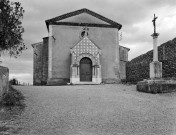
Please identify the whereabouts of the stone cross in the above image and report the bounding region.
[150,14,162,79]
[152,14,158,34]
[151,14,159,61]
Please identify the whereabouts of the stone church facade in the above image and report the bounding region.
[32,8,130,85]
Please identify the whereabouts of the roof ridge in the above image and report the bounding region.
[45,8,122,30]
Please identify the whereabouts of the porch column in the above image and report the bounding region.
[77,66,80,77]
[96,65,102,83]
[70,53,80,84]
[70,64,80,84]
[92,54,102,84]
[97,54,102,83]
[92,65,96,83]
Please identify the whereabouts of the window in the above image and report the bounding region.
[80,27,89,38]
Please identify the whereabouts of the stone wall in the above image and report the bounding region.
[119,46,130,79]
[127,37,176,83]
[33,42,43,85]
[32,37,49,85]
[42,37,49,85]
[0,66,9,99]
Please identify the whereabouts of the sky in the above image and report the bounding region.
[1,0,176,84]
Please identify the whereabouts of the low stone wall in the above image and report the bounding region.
[0,66,9,99]
[126,61,150,83]
[126,37,176,83]
[127,60,176,84]
[162,60,176,78]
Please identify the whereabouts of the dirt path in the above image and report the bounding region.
[0,84,176,135]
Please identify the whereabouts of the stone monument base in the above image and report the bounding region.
[150,61,162,78]
[137,79,176,93]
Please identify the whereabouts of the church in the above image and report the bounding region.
[32,8,130,85]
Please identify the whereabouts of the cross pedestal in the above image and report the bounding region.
[150,33,162,79]
[150,61,162,78]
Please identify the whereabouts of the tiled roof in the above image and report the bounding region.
[119,45,130,51]
[31,42,43,48]
[45,8,122,30]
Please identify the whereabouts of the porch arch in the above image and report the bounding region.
[76,53,97,66]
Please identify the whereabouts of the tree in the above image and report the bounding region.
[0,0,26,57]
[9,78,18,85]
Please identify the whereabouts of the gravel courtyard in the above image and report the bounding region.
[0,84,176,135]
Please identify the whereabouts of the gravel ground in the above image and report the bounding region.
[0,84,176,135]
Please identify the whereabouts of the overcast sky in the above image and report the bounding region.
[2,0,176,84]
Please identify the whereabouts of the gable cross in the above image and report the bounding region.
[83,26,89,35]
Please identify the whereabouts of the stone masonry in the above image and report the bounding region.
[119,46,130,80]
[0,66,9,100]
[32,37,48,85]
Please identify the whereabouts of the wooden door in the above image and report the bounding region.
[80,57,92,82]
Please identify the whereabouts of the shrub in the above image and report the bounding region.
[0,85,25,106]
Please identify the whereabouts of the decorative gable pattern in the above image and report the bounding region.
[71,36,101,57]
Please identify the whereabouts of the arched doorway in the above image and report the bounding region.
[80,57,92,82]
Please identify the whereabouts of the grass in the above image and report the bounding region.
[0,84,25,107]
